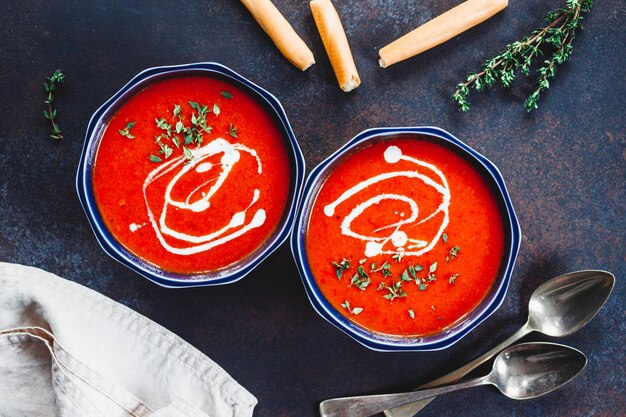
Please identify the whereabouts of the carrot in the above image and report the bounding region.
[379,0,508,68]
[241,0,315,71]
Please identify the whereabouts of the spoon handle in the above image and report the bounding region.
[320,376,489,417]
[384,322,533,417]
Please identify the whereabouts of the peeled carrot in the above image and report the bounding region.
[379,0,508,68]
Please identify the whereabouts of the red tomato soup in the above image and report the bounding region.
[306,138,505,337]
[92,76,291,274]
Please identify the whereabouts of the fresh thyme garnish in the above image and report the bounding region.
[213,103,221,116]
[442,233,448,243]
[418,282,427,291]
[371,261,392,277]
[427,262,438,282]
[391,252,405,262]
[150,101,215,163]
[183,146,194,162]
[119,121,136,139]
[451,0,593,112]
[220,91,233,99]
[350,265,371,290]
[229,123,238,138]
[155,118,172,136]
[341,300,363,315]
[43,69,65,140]
[446,246,461,262]
[156,139,173,159]
[449,273,460,284]
[377,280,407,302]
[408,264,423,279]
[332,258,351,279]
[408,309,415,319]
[400,269,412,282]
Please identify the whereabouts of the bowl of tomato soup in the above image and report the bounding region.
[77,63,304,287]
[291,127,520,351]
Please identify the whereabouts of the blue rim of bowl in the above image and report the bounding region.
[291,127,521,351]
[76,62,305,288]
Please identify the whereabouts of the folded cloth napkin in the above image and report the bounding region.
[0,262,257,417]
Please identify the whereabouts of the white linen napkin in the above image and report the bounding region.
[0,262,257,417]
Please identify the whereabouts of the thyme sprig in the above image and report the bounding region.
[341,300,363,315]
[350,265,371,290]
[452,0,593,112]
[43,70,65,140]
[332,258,351,279]
[377,280,407,302]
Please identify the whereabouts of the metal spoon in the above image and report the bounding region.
[320,342,587,417]
[385,269,614,417]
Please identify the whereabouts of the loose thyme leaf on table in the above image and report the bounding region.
[451,0,593,112]
[43,69,65,140]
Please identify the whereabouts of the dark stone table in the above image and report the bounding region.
[1,1,624,416]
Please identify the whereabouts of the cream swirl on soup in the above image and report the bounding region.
[143,138,266,256]
[323,145,450,258]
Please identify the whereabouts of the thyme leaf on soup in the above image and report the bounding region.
[400,269,412,282]
[155,118,172,137]
[351,266,370,290]
[446,246,461,262]
[408,309,415,319]
[442,232,448,243]
[371,261,392,277]
[149,155,162,163]
[173,104,181,117]
[377,280,407,302]
[156,140,173,159]
[351,273,370,290]
[332,258,351,279]
[449,273,460,284]
[212,103,220,116]
[391,252,404,262]
[183,146,193,162]
[407,264,423,279]
[118,121,136,139]
[229,123,238,138]
[341,300,363,315]
[221,90,233,99]
[427,262,438,282]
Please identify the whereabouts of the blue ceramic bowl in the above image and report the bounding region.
[291,127,521,351]
[77,63,305,288]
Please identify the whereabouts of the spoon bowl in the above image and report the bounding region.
[528,270,616,337]
[490,342,587,400]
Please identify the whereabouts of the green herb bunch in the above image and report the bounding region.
[43,69,65,139]
[451,0,593,112]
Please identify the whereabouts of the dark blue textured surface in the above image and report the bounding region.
[0,1,624,416]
